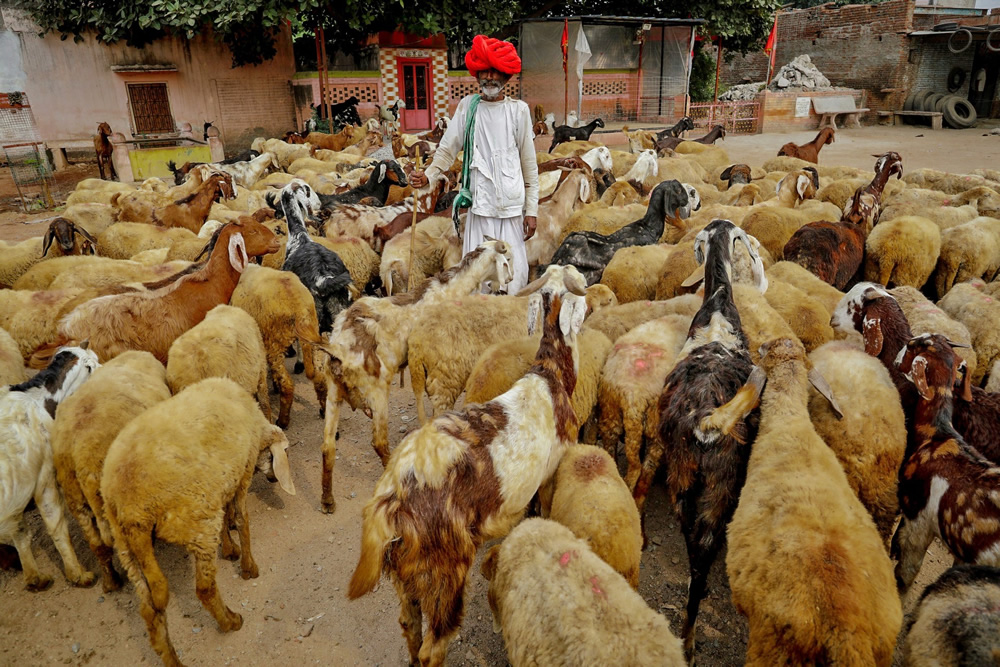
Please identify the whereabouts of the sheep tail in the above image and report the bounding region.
[112,520,169,612]
[27,336,72,370]
[347,498,394,599]
[294,317,323,347]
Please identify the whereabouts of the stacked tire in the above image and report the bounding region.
[903,89,977,128]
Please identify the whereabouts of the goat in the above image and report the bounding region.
[316,238,513,511]
[275,181,354,336]
[893,334,1000,590]
[416,116,448,143]
[777,127,836,164]
[1,344,100,591]
[832,283,1000,465]
[318,159,407,211]
[347,265,587,667]
[41,217,279,365]
[656,124,725,154]
[549,118,605,152]
[632,219,766,662]
[655,115,695,140]
[167,150,260,185]
[300,125,356,152]
[329,96,363,131]
[545,179,691,285]
[783,152,903,289]
[93,122,116,181]
[43,218,98,258]
[526,169,592,266]
[197,151,278,188]
[149,172,235,233]
[376,99,405,135]
[720,163,753,188]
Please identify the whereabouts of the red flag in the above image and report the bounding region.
[561,19,569,74]
[764,15,778,55]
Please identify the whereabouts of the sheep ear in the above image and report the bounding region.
[957,359,974,402]
[681,263,705,288]
[41,227,56,257]
[228,231,248,273]
[720,165,734,181]
[377,163,387,183]
[559,294,586,337]
[808,368,844,419]
[268,431,296,496]
[735,230,767,294]
[796,174,810,199]
[498,256,513,287]
[910,355,933,401]
[527,293,543,335]
[862,314,883,356]
[579,175,590,203]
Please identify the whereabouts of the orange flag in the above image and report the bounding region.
[561,19,569,74]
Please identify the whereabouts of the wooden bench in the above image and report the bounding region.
[812,96,870,130]
[44,139,94,171]
[875,110,943,131]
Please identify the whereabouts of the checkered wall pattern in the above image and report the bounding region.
[377,47,450,120]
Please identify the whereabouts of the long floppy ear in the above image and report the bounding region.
[41,226,56,257]
[267,428,296,495]
[376,163,387,183]
[910,354,933,401]
[734,230,767,293]
[559,293,587,337]
[527,292,543,335]
[808,368,844,419]
[862,314,883,356]
[957,359,974,402]
[681,263,706,289]
[578,174,590,203]
[796,174,811,200]
[74,225,99,249]
[228,231,248,273]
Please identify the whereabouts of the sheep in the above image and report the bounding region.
[726,336,902,666]
[654,233,774,301]
[783,152,903,289]
[558,202,648,243]
[549,118,605,151]
[598,180,641,207]
[50,351,170,592]
[832,283,1000,464]
[776,127,835,163]
[48,258,192,292]
[886,184,1000,218]
[316,159,407,212]
[0,221,94,286]
[582,293,700,342]
[1,345,101,591]
[621,148,658,189]
[597,312,690,490]
[881,201,979,231]
[51,217,279,364]
[463,327,612,439]
[250,137,314,170]
[116,173,234,234]
[633,220,767,661]
[102,377,294,666]
[0,288,99,362]
[525,169,592,266]
[806,340,905,542]
[762,278,834,351]
[545,180,691,285]
[599,243,673,303]
[347,266,588,667]
[902,565,1000,666]
[479,518,686,666]
[766,260,846,315]
[0,326,27,385]
[892,334,1000,591]
[655,124,726,154]
[165,304,271,422]
[903,167,1000,194]
[61,203,117,237]
[97,222,198,260]
[379,216,461,296]
[864,215,941,289]
[938,282,1000,386]
[889,285,977,378]
[317,240,514,511]
[621,125,657,152]
[740,175,843,261]
[933,216,1000,297]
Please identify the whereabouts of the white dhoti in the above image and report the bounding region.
[463,212,529,294]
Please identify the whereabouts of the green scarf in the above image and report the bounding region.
[452,94,481,232]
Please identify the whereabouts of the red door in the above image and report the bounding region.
[398,59,432,132]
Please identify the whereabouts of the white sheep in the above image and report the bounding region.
[102,377,295,666]
[50,350,170,592]
[933,216,1000,297]
[480,518,685,666]
[1,345,100,591]
[165,305,272,421]
[863,214,941,288]
[0,326,28,385]
[599,243,674,303]
[96,221,198,260]
[938,282,1000,386]
[380,216,461,296]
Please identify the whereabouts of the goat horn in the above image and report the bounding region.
[562,271,587,296]
[517,272,552,296]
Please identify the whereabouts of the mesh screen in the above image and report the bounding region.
[639,26,693,120]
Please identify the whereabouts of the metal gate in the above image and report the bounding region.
[1,93,55,212]
[127,83,175,134]
[688,100,761,135]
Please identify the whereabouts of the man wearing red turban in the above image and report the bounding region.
[411,35,538,293]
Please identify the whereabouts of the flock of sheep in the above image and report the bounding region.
[3,111,1000,667]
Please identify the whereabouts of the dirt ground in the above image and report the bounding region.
[0,124,984,666]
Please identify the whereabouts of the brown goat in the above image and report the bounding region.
[150,172,234,233]
[38,217,279,365]
[893,334,1000,590]
[303,126,356,151]
[783,152,902,289]
[93,122,116,181]
[42,218,98,258]
[656,124,725,154]
[777,127,835,163]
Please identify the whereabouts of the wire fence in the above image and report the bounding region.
[688,101,761,135]
[1,92,55,212]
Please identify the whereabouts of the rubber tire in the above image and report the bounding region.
[904,90,932,124]
[947,68,966,93]
[943,96,977,128]
[913,90,936,112]
[903,91,918,112]
[924,93,946,112]
[934,95,951,113]
[949,28,974,54]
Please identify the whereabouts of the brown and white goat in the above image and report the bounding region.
[893,334,1000,590]
[777,127,835,163]
[93,122,116,181]
[41,217,278,365]
[151,172,234,233]
[317,239,513,511]
[632,218,767,662]
[832,283,1000,464]
[42,218,98,258]
[347,265,587,667]
[328,177,447,251]
[783,152,902,289]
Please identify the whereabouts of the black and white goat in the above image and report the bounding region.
[548,117,605,152]
[330,96,362,132]
[633,219,767,662]
[655,115,695,140]
[376,98,405,135]
[318,159,407,212]
[277,181,354,335]
[1,344,100,591]
[545,179,692,285]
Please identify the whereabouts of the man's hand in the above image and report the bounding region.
[523,215,537,241]
[410,170,428,188]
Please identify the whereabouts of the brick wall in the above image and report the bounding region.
[760,89,866,133]
[215,77,295,151]
[913,40,974,96]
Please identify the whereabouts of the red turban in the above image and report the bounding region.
[465,35,521,77]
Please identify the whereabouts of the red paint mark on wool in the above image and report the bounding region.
[635,360,647,370]
[560,551,573,567]
[590,576,606,598]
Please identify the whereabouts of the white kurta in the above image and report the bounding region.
[426,94,538,293]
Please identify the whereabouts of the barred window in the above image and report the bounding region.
[127,83,175,134]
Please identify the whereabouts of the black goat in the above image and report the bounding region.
[655,115,695,140]
[634,219,766,662]
[545,179,690,285]
[277,182,354,336]
[316,159,407,214]
[548,118,605,152]
[330,96,362,132]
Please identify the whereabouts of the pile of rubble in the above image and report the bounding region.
[718,55,834,101]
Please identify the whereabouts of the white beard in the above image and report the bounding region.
[479,81,503,99]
